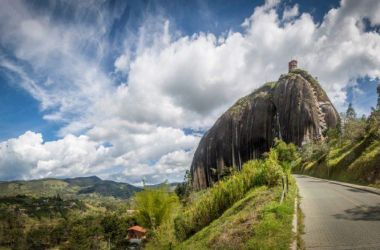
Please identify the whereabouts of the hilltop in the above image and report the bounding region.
[0,176,141,199]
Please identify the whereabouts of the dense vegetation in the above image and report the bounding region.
[0,141,300,249]
[134,184,180,230]
[135,140,299,249]
[295,91,380,188]
[0,177,143,249]
[0,176,141,199]
[0,194,136,249]
[178,182,297,249]
[174,150,284,241]
[0,195,85,219]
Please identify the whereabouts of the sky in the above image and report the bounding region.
[0,0,380,185]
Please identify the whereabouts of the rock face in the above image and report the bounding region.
[191,69,340,189]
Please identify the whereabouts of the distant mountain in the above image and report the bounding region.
[64,175,103,187]
[77,179,140,199]
[0,176,141,199]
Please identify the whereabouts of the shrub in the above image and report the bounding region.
[343,119,366,142]
[262,150,283,186]
[175,170,193,204]
[101,213,135,249]
[367,109,380,139]
[174,161,266,241]
[174,141,297,241]
[26,225,53,250]
[300,141,329,163]
[272,139,299,172]
[326,127,341,143]
[133,184,179,230]
[63,214,104,250]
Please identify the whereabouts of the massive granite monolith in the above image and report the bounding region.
[191,68,339,189]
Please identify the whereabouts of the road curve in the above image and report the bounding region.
[295,175,380,250]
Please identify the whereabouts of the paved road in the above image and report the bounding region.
[295,175,380,250]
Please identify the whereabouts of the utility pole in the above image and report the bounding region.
[377,83,380,110]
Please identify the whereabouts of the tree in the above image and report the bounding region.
[50,220,68,246]
[343,119,366,142]
[367,108,380,138]
[366,84,380,138]
[342,103,365,142]
[101,213,135,249]
[175,170,192,202]
[63,215,104,250]
[346,103,357,120]
[133,184,179,230]
[1,208,26,249]
[300,141,329,163]
[26,225,52,250]
[273,139,298,168]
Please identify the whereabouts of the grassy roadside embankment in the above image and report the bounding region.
[143,140,299,249]
[177,177,297,250]
[294,136,380,189]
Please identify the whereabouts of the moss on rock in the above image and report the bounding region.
[191,70,339,189]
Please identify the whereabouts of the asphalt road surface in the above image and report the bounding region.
[295,175,380,250]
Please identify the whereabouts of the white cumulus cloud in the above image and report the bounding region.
[0,0,380,183]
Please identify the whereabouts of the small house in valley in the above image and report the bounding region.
[128,225,147,241]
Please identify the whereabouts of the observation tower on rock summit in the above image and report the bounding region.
[288,59,297,72]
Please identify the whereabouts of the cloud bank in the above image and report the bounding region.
[0,0,380,184]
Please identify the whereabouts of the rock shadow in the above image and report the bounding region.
[334,203,380,221]
[344,188,368,193]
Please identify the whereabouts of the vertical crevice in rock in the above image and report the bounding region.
[191,69,339,189]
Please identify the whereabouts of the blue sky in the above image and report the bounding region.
[0,0,379,184]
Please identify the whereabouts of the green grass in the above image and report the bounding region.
[297,136,380,187]
[246,179,296,250]
[177,179,296,250]
[177,186,271,250]
[228,80,280,116]
[264,81,278,89]
[174,153,283,241]
[326,141,353,167]
[146,141,298,249]
[228,94,252,115]
[346,140,380,184]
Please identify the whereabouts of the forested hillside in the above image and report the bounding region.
[0,176,141,199]
[295,91,380,188]
[0,194,137,249]
[0,177,143,248]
